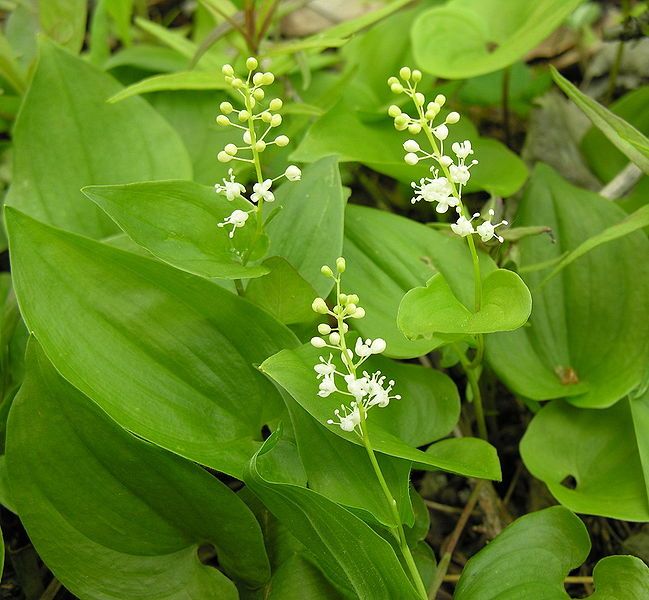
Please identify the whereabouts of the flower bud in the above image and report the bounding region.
[329,332,341,345]
[246,56,258,70]
[261,72,275,85]
[399,66,411,80]
[390,82,404,94]
[388,104,401,118]
[219,101,233,114]
[269,98,283,111]
[285,165,301,181]
[238,110,250,121]
[347,294,359,304]
[243,130,252,144]
[224,143,238,156]
[446,111,460,124]
[387,76,399,86]
[439,155,453,167]
[318,323,332,335]
[370,338,386,354]
[341,322,349,333]
[394,114,408,127]
[404,153,419,165]
[270,114,282,127]
[312,298,329,314]
[231,78,243,89]
[338,293,348,304]
[434,94,446,106]
[275,135,289,147]
[320,265,334,278]
[217,151,232,163]
[350,307,365,319]
[261,111,272,123]
[336,257,346,273]
[408,123,422,135]
[253,73,264,86]
[253,88,265,100]
[412,69,422,82]
[216,115,230,126]
[403,139,420,153]
[254,140,266,152]
[346,303,357,314]
[414,92,425,106]
[310,337,326,348]
[222,64,234,77]
[433,124,449,141]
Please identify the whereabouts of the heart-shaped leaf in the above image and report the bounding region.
[486,165,649,407]
[260,344,500,480]
[84,180,269,280]
[245,431,422,599]
[5,39,192,239]
[412,0,583,79]
[398,269,531,340]
[6,208,298,477]
[7,340,270,599]
[587,556,649,599]
[520,393,649,521]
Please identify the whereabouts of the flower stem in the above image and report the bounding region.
[457,346,488,440]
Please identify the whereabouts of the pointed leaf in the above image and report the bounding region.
[7,340,270,599]
[5,40,192,239]
[6,208,298,477]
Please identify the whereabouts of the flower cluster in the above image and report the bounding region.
[387,67,508,243]
[310,258,401,435]
[214,57,302,238]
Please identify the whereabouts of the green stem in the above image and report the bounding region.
[458,347,488,440]
[501,65,511,148]
[334,278,427,600]
[234,278,245,296]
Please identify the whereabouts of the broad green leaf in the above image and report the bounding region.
[266,157,346,298]
[6,208,299,477]
[261,344,500,480]
[588,556,649,599]
[552,67,649,175]
[292,99,527,197]
[412,0,583,79]
[284,394,414,529]
[5,40,192,239]
[245,431,422,600]
[84,180,268,280]
[398,269,531,340]
[0,33,26,93]
[486,165,649,408]
[245,257,318,324]
[7,340,269,599]
[520,395,649,521]
[343,204,496,359]
[39,0,87,53]
[267,555,344,600]
[105,44,189,72]
[455,506,590,599]
[109,70,227,103]
[541,204,649,283]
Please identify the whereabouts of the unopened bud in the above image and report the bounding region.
[312,298,329,314]
[336,257,346,273]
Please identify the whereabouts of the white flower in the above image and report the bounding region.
[345,374,369,400]
[354,337,387,359]
[476,209,509,243]
[285,165,301,181]
[314,354,336,378]
[214,169,246,201]
[217,209,249,238]
[451,212,480,237]
[318,374,337,398]
[452,140,473,160]
[365,371,401,408]
[449,164,471,186]
[251,179,274,203]
[432,124,448,141]
[410,177,456,209]
[327,403,361,432]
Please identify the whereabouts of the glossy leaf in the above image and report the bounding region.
[7,341,270,599]
[109,70,228,102]
[260,344,500,480]
[266,157,346,297]
[398,269,531,340]
[343,204,496,358]
[412,0,583,79]
[84,180,268,280]
[552,67,649,175]
[5,40,192,239]
[6,208,298,477]
[455,506,590,599]
[588,556,649,599]
[267,555,345,600]
[245,257,318,324]
[245,431,422,600]
[486,165,649,407]
[520,395,649,521]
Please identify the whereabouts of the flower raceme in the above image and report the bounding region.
[214,57,302,238]
[310,258,401,435]
[387,67,508,243]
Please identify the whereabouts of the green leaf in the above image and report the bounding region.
[6,208,298,477]
[5,40,192,239]
[292,99,527,197]
[520,394,649,521]
[7,340,270,599]
[486,165,649,408]
[541,204,649,283]
[0,33,26,93]
[84,180,268,280]
[412,0,583,79]
[266,157,346,298]
[588,556,649,599]
[39,0,87,53]
[266,555,345,600]
[552,67,649,175]
[398,269,531,340]
[343,204,497,359]
[244,431,422,600]
[246,257,318,324]
[108,70,228,103]
[454,506,590,599]
[260,344,500,480]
